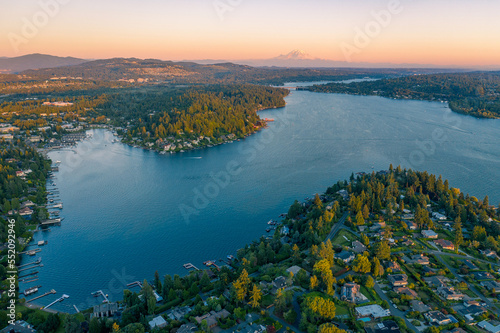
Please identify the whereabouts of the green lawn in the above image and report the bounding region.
[332,229,359,247]
[261,294,275,307]
[335,304,350,316]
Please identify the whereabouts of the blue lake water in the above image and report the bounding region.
[24,90,500,312]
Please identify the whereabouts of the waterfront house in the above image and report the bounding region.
[92,303,119,318]
[388,274,408,287]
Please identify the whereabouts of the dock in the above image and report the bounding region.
[44,294,69,309]
[90,290,109,303]
[26,289,56,303]
[19,264,42,272]
[18,258,41,268]
[126,281,143,288]
[19,248,41,255]
[73,305,80,313]
[19,271,39,278]
[203,260,220,271]
[45,203,63,209]
[41,218,62,226]
[183,263,200,271]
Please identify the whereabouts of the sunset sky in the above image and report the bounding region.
[1,0,499,67]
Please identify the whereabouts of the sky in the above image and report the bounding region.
[1,0,500,67]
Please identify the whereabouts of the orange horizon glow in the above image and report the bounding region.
[1,0,500,68]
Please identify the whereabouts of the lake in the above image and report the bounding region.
[24,89,500,312]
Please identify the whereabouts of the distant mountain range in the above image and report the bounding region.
[0,53,87,73]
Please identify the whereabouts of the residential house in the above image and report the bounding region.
[410,300,431,313]
[352,240,367,253]
[387,274,408,287]
[18,207,33,219]
[271,276,287,294]
[424,276,448,288]
[92,303,118,318]
[0,321,36,333]
[177,323,198,333]
[437,286,465,301]
[481,249,500,260]
[421,230,438,239]
[473,271,494,280]
[479,320,500,333]
[407,221,418,230]
[481,280,500,291]
[239,323,267,333]
[286,265,307,276]
[167,306,192,321]
[432,212,448,220]
[341,283,367,304]
[194,309,231,329]
[425,310,452,326]
[408,254,430,265]
[336,251,355,263]
[434,239,455,251]
[386,261,401,272]
[337,189,349,200]
[355,304,391,319]
[393,287,418,298]
[149,316,167,329]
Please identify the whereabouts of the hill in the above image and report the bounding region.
[0,53,87,73]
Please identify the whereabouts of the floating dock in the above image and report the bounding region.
[183,263,200,271]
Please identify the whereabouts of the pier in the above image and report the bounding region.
[91,290,109,303]
[19,248,41,255]
[183,263,200,271]
[19,264,43,272]
[44,294,69,309]
[19,271,39,278]
[203,260,220,271]
[26,289,56,303]
[41,218,62,226]
[17,258,41,268]
[73,305,80,313]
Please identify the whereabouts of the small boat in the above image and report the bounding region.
[227,255,235,261]
[266,228,271,232]
[24,286,40,296]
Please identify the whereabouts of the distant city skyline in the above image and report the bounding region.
[1,0,500,67]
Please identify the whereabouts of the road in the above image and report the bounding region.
[326,211,349,241]
[373,282,419,332]
[434,254,500,317]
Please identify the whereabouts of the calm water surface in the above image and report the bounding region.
[25,90,500,312]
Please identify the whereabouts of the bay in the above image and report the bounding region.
[25,90,500,312]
